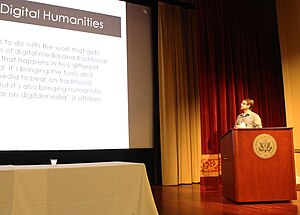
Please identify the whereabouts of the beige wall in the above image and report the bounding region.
[276,0,300,176]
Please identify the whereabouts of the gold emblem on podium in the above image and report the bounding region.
[253,133,277,159]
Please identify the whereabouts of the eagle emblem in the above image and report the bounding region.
[253,134,277,159]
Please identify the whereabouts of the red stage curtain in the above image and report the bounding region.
[195,0,286,189]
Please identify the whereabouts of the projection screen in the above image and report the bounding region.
[0,0,153,150]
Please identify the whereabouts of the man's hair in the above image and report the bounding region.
[244,98,254,110]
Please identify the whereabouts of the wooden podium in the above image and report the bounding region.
[220,127,297,202]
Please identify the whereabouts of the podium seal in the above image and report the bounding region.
[253,133,277,159]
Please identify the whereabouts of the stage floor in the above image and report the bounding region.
[152,183,300,215]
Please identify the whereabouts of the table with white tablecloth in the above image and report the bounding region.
[0,162,158,215]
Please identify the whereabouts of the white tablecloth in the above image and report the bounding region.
[0,162,158,215]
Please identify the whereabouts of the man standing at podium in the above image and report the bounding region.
[234,98,262,128]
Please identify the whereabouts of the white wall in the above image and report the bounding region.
[276,0,300,176]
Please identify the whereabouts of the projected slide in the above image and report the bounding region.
[0,0,129,150]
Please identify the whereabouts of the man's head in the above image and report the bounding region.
[241,98,254,110]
